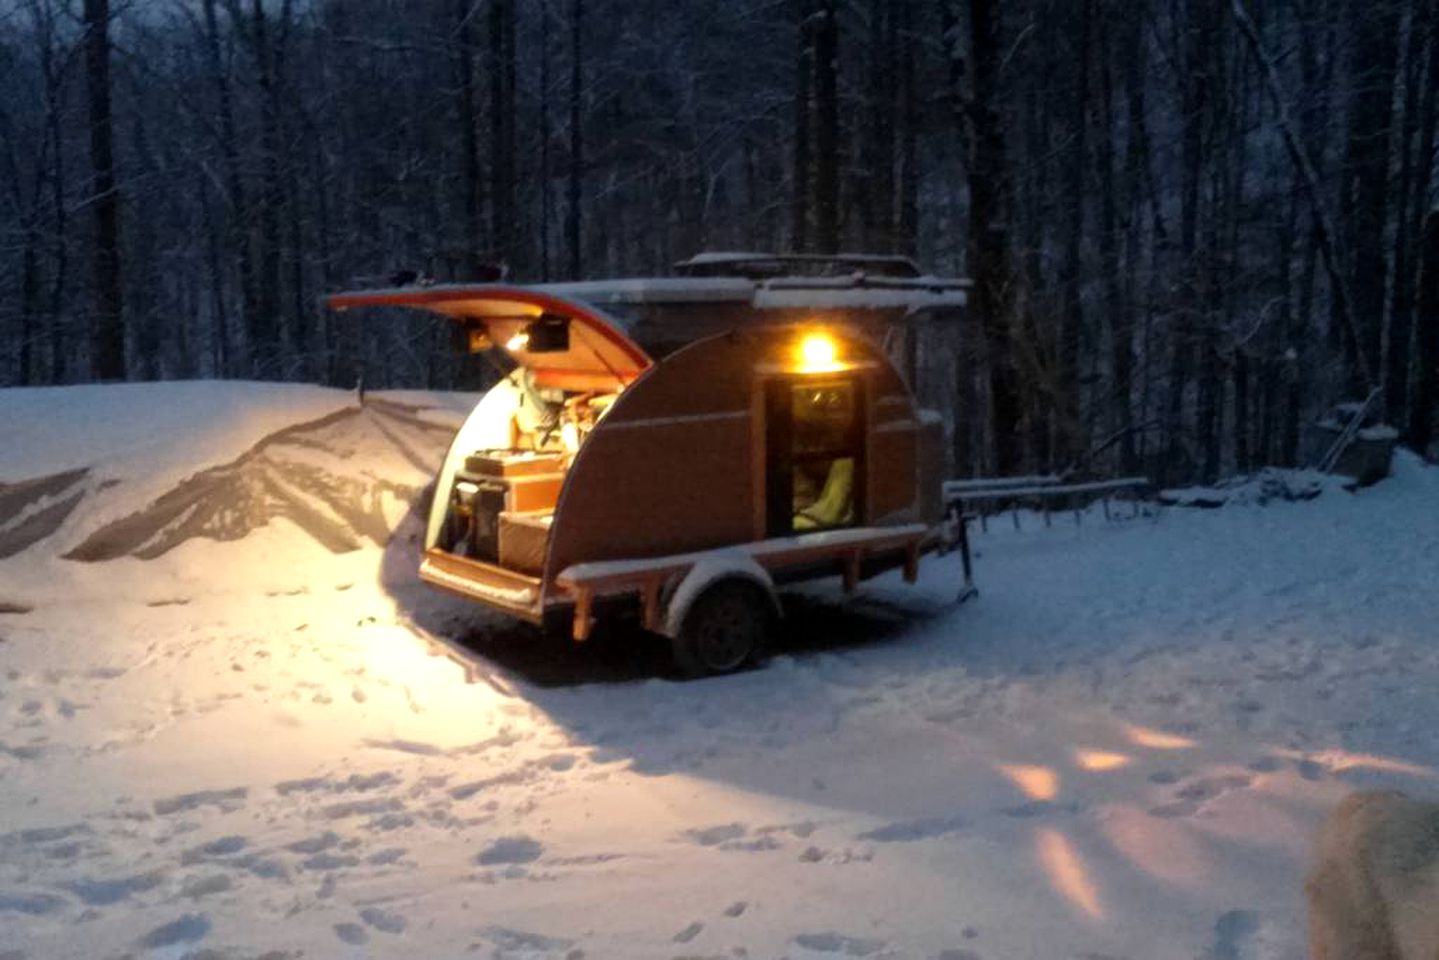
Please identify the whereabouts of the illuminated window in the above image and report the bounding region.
[764,376,865,535]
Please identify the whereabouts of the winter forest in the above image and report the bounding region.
[2,0,1437,485]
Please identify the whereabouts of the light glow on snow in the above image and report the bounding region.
[1074,749,1132,772]
[1099,805,1209,887]
[998,763,1059,801]
[1121,724,1196,750]
[1281,748,1434,778]
[1036,827,1104,920]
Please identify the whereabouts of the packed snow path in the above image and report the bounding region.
[1,384,1437,959]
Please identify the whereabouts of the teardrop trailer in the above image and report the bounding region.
[327,268,971,675]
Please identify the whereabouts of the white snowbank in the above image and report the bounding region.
[0,381,352,483]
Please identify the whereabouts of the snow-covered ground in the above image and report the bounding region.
[2,382,1437,960]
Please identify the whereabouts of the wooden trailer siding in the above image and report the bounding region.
[869,420,920,523]
[541,326,927,589]
[545,412,756,575]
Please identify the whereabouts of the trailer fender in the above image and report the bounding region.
[662,552,781,639]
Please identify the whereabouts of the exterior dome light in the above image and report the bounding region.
[798,333,840,372]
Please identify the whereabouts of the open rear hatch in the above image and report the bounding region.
[326,284,651,391]
[326,285,653,618]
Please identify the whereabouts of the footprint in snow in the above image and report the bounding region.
[1002,800,1082,819]
[334,922,369,945]
[476,836,544,865]
[180,874,232,899]
[1150,773,1252,818]
[65,870,164,906]
[360,906,407,934]
[798,846,872,864]
[0,892,67,916]
[152,786,247,816]
[136,913,211,949]
[287,831,339,855]
[479,925,574,956]
[684,823,748,847]
[857,814,965,843]
[1210,909,1262,960]
[792,932,886,956]
[673,921,703,943]
[1175,774,1252,802]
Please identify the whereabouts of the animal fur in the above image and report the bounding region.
[1306,791,1439,960]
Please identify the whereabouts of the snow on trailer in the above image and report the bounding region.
[326,282,958,675]
[533,252,969,393]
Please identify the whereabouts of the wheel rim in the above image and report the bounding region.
[693,591,758,671]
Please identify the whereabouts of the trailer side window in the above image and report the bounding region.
[765,377,865,536]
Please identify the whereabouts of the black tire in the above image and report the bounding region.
[671,579,773,677]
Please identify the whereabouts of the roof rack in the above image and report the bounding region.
[673,251,925,279]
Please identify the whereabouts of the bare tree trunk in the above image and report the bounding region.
[36,0,70,384]
[84,0,125,381]
[199,172,229,376]
[566,0,583,278]
[858,0,895,251]
[1056,0,1092,465]
[454,0,482,263]
[1123,6,1158,471]
[1340,0,1399,396]
[202,0,250,379]
[1165,0,1216,484]
[1387,1,1437,425]
[1408,210,1439,452]
[790,0,813,252]
[812,0,839,254]
[20,238,39,386]
[1100,5,1136,474]
[249,0,283,376]
[538,0,552,280]
[966,0,1023,474]
[896,0,919,257]
[489,0,517,270]
[1231,0,1376,391]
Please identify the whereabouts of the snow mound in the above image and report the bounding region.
[1158,466,1349,508]
[0,385,465,563]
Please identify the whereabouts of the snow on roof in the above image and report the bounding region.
[673,251,928,277]
[535,277,756,306]
[754,278,967,310]
[536,273,967,312]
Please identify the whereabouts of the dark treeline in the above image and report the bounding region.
[1,0,1436,482]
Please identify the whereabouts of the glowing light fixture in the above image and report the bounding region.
[506,331,530,352]
[797,332,840,372]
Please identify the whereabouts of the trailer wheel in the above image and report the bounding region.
[671,579,771,677]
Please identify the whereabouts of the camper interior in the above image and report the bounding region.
[431,315,631,577]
